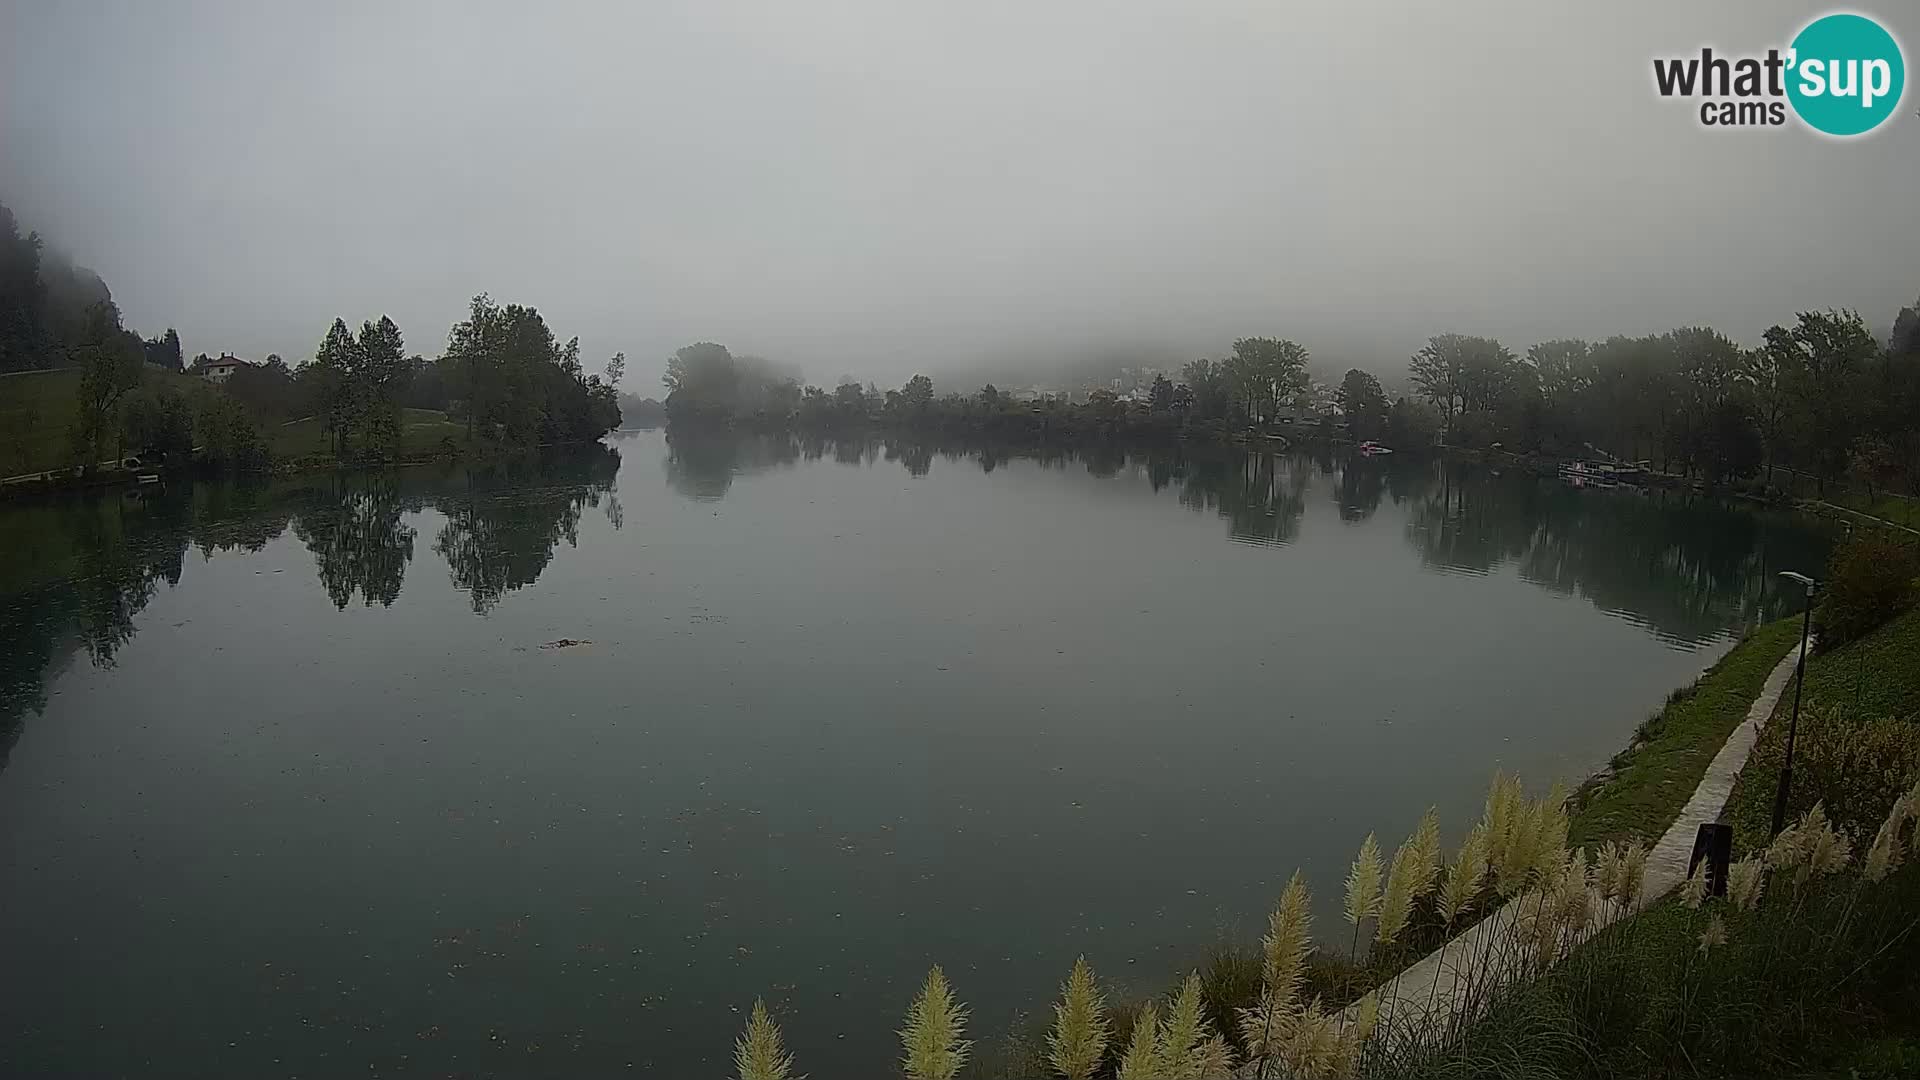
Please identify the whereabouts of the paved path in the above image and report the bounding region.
[1348,638,1808,1042]
[1808,500,1920,537]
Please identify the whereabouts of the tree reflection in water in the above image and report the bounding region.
[0,446,623,774]
[0,435,1829,781]
[663,427,801,500]
[433,446,621,614]
[0,483,285,775]
[294,475,419,608]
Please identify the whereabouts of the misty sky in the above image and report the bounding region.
[3,1,1915,388]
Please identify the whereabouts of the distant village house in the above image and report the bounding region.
[196,353,251,385]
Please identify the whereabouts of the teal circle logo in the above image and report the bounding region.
[1787,13,1906,136]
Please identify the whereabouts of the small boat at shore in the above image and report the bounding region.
[1358,441,1394,456]
[1559,459,1648,488]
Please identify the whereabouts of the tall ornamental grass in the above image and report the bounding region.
[727,772,1920,1079]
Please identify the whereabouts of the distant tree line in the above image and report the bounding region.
[2,197,625,478]
[616,392,667,427]
[657,337,1443,457]
[1396,310,1920,493]
[659,299,1920,495]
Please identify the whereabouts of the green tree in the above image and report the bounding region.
[1458,341,1529,417]
[197,393,267,470]
[492,303,556,441]
[142,328,183,371]
[1408,334,1471,430]
[1527,339,1592,407]
[1335,368,1388,440]
[437,298,617,445]
[662,342,739,417]
[1745,327,1803,488]
[0,202,47,372]
[1087,388,1123,424]
[445,293,506,439]
[1180,358,1231,421]
[1410,334,1520,438]
[833,380,869,419]
[1148,373,1175,412]
[67,302,144,466]
[119,386,193,463]
[1671,326,1747,479]
[1223,337,1309,424]
[1888,293,1920,360]
[900,374,934,414]
[1786,308,1877,488]
[1386,396,1441,449]
[307,318,358,456]
[354,315,408,454]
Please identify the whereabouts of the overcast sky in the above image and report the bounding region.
[3,1,1915,388]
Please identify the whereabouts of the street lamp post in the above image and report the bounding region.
[1771,570,1819,837]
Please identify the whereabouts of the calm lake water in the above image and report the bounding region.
[0,430,1832,1077]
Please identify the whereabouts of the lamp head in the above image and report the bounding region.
[1778,570,1818,594]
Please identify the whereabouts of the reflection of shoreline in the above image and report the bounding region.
[0,434,1826,781]
[0,445,621,777]
[660,429,1830,643]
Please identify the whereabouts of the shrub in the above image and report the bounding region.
[120,387,194,463]
[197,394,270,471]
[1733,702,1920,844]
[1813,531,1920,651]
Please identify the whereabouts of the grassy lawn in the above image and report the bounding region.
[0,369,82,477]
[1825,490,1920,530]
[265,407,467,461]
[1,367,209,477]
[1725,602,1920,851]
[1566,617,1802,848]
[4,369,466,476]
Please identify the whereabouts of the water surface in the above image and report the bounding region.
[0,431,1831,1076]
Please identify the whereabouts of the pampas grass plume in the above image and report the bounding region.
[734,999,797,1080]
[1117,1003,1161,1080]
[1047,956,1108,1080]
[1157,973,1211,1079]
[1345,834,1383,928]
[1438,823,1489,925]
[902,965,969,1080]
[1375,841,1417,947]
[1409,806,1443,899]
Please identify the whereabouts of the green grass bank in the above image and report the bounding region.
[1566,617,1804,848]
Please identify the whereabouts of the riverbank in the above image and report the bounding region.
[677,415,1920,536]
[1797,497,1920,537]
[0,420,621,502]
[1566,617,1803,847]
[969,601,1917,1078]
[965,617,1820,1076]
[1409,598,1920,1080]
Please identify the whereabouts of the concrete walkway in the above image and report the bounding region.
[1807,499,1920,537]
[1349,637,1809,1042]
